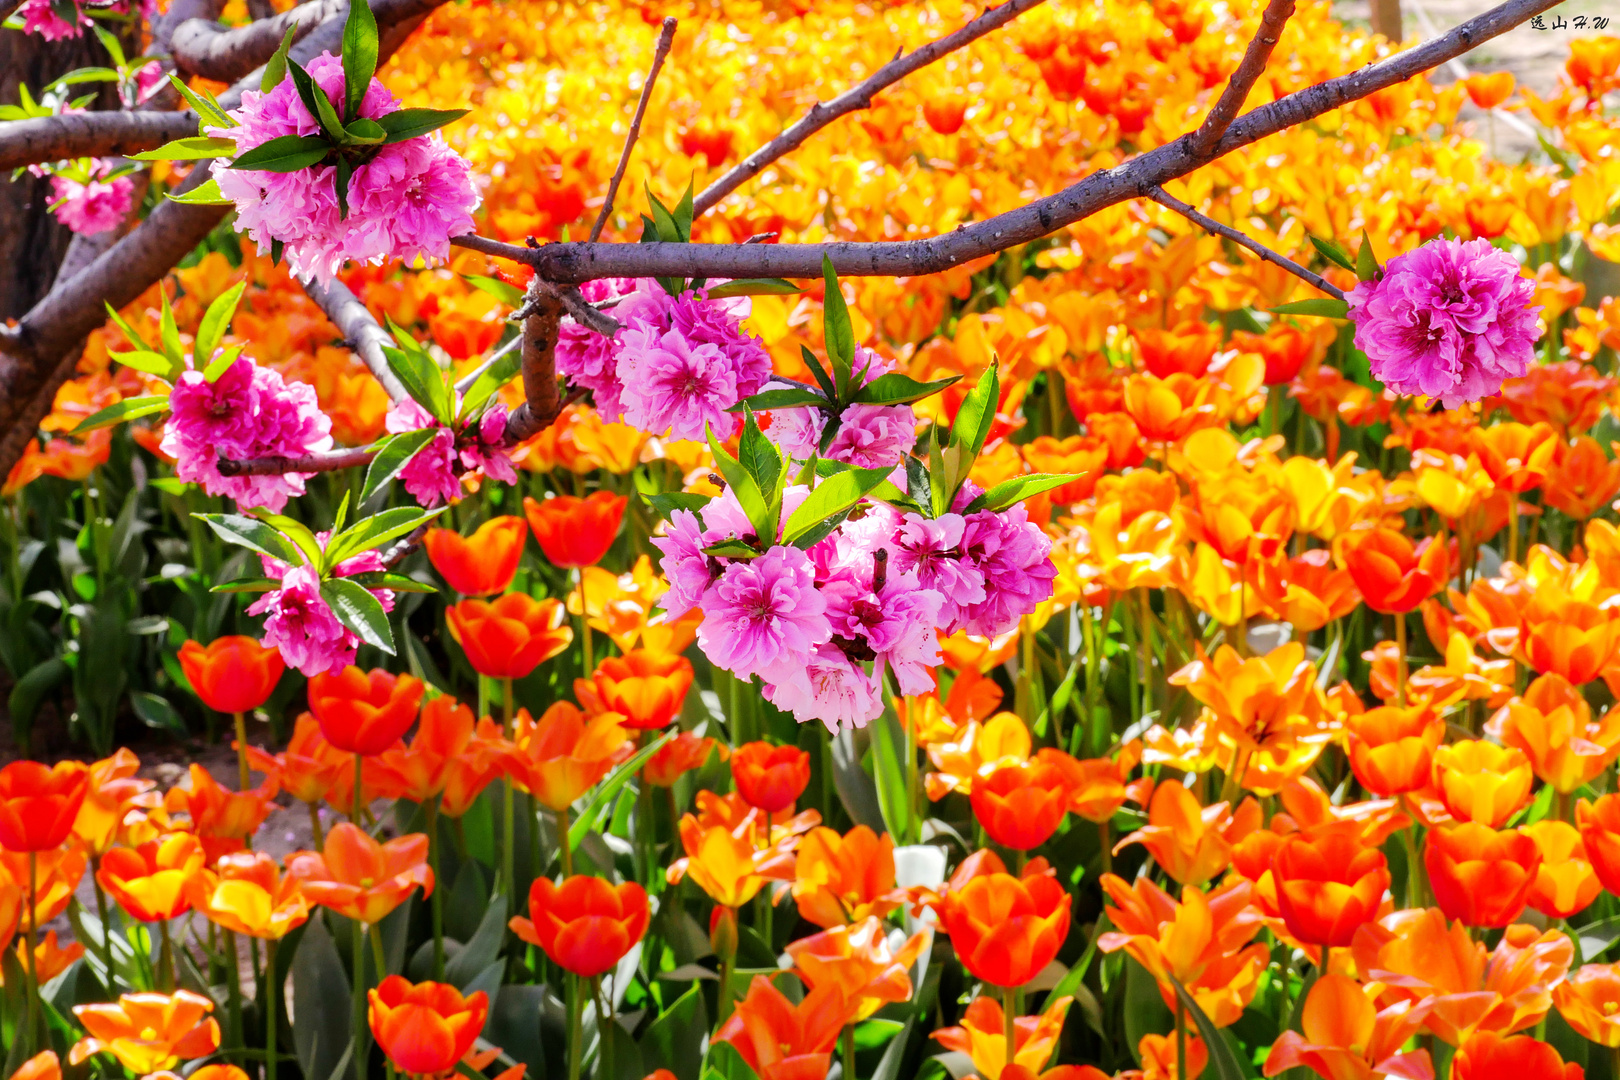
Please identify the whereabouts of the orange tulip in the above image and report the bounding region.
[367,976,489,1078]
[1126,1034,1208,1080]
[70,990,221,1074]
[1262,974,1434,1080]
[287,823,433,925]
[308,668,424,756]
[4,1052,60,1080]
[970,759,1072,850]
[792,825,907,929]
[588,650,694,730]
[245,713,351,807]
[932,994,1075,1080]
[73,749,155,856]
[1114,780,1261,886]
[1576,793,1620,895]
[1344,705,1444,795]
[785,916,927,1021]
[510,874,648,976]
[1490,674,1620,793]
[1462,71,1516,109]
[1470,422,1558,493]
[1544,437,1620,520]
[1342,528,1449,614]
[713,976,849,1080]
[731,742,811,813]
[1452,1032,1583,1080]
[369,695,505,816]
[1554,962,1620,1047]
[1256,549,1362,632]
[0,760,89,851]
[523,491,627,568]
[1432,740,1533,827]
[666,812,796,908]
[1522,602,1620,685]
[96,833,206,923]
[1426,823,1541,927]
[937,855,1070,988]
[1272,831,1390,949]
[178,637,284,715]
[0,842,87,938]
[925,711,1032,800]
[1099,874,1267,1027]
[423,516,528,596]
[1350,909,1572,1045]
[187,851,311,939]
[502,702,629,811]
[163,765,275,862]
[1521,820,1601,920]
[10,930,84,986]
[1037,741,1143,823]
[447,594,574,679]
[642,731,725,787]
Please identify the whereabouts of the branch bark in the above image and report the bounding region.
[1188,0,1296,156]
[1146,184,1345,301]
[301,276,409,402]
[171,0,345,81]
[503,290,565,443]
[691,0,1048,217]
[456,0,1558,282]
[216,444,379,476]
[591,16,677,242]
[0,111,198,172]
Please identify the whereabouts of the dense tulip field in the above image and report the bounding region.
[5,0,1620,1079]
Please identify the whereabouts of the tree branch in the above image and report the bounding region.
[1189,0,1296,156]
[691,0,1048,217]
[0,112,198,172]
[455,0,1558,281]
[591,16,677,242]
[1145,184,1345,301]
[301,276,409,402]
[503,290,565,443]
[171,0,345,81]
[216,445,380,476]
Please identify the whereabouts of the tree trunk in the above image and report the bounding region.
[1370,0,1403,41]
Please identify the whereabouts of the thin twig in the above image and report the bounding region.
[1145,184,1345,301]
[591,17,678,242]
[216,445,380,477]
[301,276,409,402]
[692,0,1048,217]
[1189,0,1296,155]
[557,285,621,336]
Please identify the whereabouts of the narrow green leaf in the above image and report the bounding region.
[848,372,961,408]
[642,491,712,518]
[799,345,838,403]
[1270,298,1350,319]
[344,118,386,145]
[704,277,798,299]
[158,292,184,368]
[202,344,244,383]
[288,59,345,141]
[320,577,396,654]
[342,571,437,594]
[327,505,445,565]
[459,347,522,419]
[1168,977,1248,1080]
[228,134,331,172]
[104,301,152,352]
[168,73,233,129]
[193,513,305,566]
[109,349,180,379]
[870,709,916,844]
[194,279,247,363]
[166,178,233,205]
[340,0,379,122]
[262,21,299,92]
[780,464,894,546]
[673,178,695,242]
[706,423,771,541]
[1307,235,1355,273]
[377,107,470,144]
[701,539,761,560]
[728,386,827,413]
[821,255,854,392]
[965,473,1080,513]
[568,733,674,850]
[333,154,352,219]
[209,577,283,594]
[647,184,680,244]
[948,360,999,457]
[73,395,169,435]
[462,273,524,308]
[737,407,782,508]
[360,428,438,504]
[1355,229,1379,282]
[254,511,325,569]
[130,136,238,161]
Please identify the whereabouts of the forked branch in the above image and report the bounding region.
[1189,0,1297,155]
[1145,184,1346,301]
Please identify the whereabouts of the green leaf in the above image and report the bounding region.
[638,984,707,1080]
[229,134,331,172]
[870,709,916,844]
[642,491,712,518]
[168,73,233,129]
[736,407,782,505]
[8,658,68,753]
[74,395,169,434]
[91,22,125,66]
[377,107,470,143]
[1169,976,1248,1080]
[701,539,761,560]
[333,154,352,219]
[209,577,283,594]
[1270,298,1350,318]
[443,892,508,988]
[193,513,305,566]
[780,463,894,546]
[130,691,187,739]
[382,318,453,422]
[319,577,395,654]
[327,505,445,565]
[948,360,999,457]
[462,272,524,308]
[728,386,828,413]
[568,732,673,851]
[647,185,681,243]
[359,428,438,503]
[165,178,234,205]
[44,67,120,92]
[104,301,151,352]
[291,918,351,1080]
[158,292,183,368]
[706,423,771,542]
[253,511,325,569]
[1308,236,1355,273]
[674,179,695,243]
[108,349,180,379]
[288,59,345,141]
[130,136,238,161]
[1355,228,1379,282]
[343,571,437,593]
[340,0,379,122]
[965,473,1078,512]
[821,255,854,392]
[262,21,299,92]
[1539,132,1577,178]
[194,279,247,363]
[459,346,522,419]
[849,372,961,408]
[704,277,798,299]
[202,344,244,383]
[344,118,386,145]
[927,425,948,517]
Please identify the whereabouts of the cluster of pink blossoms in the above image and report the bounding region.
[162,357,333,512]
[49,160,135,236]
[1347,236,1543,408]
[555,278,772,440]
[209,53,480,282]
[384,398,517,508]
[15,0,135,40]
[247,543,395,676]
[760,347,918,471]
[654,482,1055,731]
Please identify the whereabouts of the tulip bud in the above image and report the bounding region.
[710,904,739,960]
